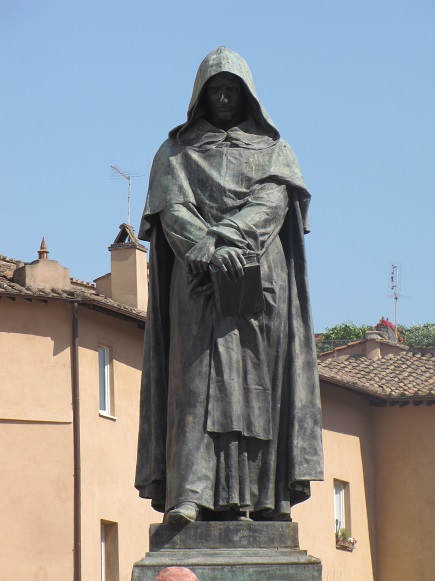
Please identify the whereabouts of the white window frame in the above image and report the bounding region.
[334,480,346,533]
[101,522,106,581]
[98,346,111,414]
[101,520,119,581]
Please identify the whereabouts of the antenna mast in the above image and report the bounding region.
[111,165,132,225]
[390,264,399,341]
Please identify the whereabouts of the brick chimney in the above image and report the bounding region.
[94,224,148,311]
[13,239,71,290]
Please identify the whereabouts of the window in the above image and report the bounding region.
[334,479,351,535]
[98,346,112,415]
[101,521,119,581]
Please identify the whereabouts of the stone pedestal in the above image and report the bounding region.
[132,522,321,581]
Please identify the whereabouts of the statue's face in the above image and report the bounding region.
[205,72,245,130]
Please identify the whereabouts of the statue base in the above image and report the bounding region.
[132,522,322,581]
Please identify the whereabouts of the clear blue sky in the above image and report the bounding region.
[1,0,434,331]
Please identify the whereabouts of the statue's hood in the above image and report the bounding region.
[169,47,279,142]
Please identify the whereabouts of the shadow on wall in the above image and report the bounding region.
[0,298,71,357]
[0,297,144,369]
[77,307,144,372]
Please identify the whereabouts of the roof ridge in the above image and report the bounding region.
[0,255,23,265]
[71,278,96,288]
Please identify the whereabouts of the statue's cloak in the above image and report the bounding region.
[135,47,323,514]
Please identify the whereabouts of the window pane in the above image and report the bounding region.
[99,347,109,413]
[101,521,119,581]
[101,523,106,581]
[334,480,345,532]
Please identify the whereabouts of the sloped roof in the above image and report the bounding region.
[317,336,408,358]
[0,254,146,324]
[318,351,435,402]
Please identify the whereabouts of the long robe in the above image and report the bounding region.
[135,47,323,517]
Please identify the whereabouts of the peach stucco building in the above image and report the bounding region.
[0,226,159,581]
[2,231,435,581]
[297,334,435,581]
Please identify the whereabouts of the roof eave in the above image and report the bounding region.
[319,373,435,405]
[0,292,146,325]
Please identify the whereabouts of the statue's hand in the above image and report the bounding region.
[211,247,246,280]
[185,233,217,274]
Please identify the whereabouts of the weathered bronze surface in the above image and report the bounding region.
[135,47,323,521]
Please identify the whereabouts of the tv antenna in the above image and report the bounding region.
[390,263,401,340]
[111,165,132,225]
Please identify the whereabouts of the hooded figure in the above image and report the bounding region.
[135,47,323,522]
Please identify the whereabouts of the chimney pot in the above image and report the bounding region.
[38,237,49,260]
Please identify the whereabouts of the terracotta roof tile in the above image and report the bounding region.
[318,351,435,400]
[0,254,145,323]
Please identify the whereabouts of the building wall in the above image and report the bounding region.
[0,297,160,581]
[77,307,160,581]
[293,382,377,581]
[373,405,435,581]
[5,293,434,581]
[0,298,74,580]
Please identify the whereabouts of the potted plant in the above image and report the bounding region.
[336,528,357,551]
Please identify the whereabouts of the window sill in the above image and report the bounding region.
[99,412,117,421]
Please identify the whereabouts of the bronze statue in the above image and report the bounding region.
[135,47,323,524]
